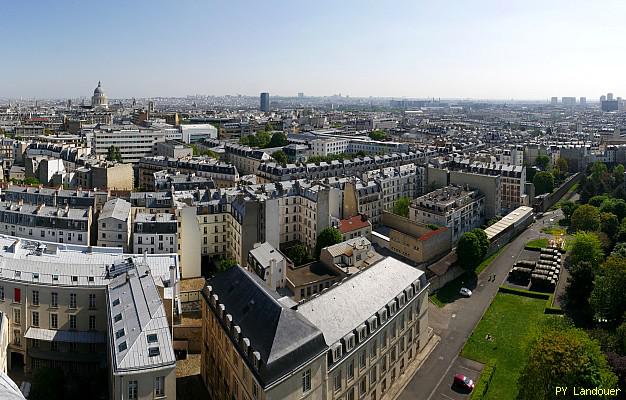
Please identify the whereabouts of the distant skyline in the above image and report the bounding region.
[2,0,625,100]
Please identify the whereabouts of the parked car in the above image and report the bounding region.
[459,287,472,297]
[453,374,475,392]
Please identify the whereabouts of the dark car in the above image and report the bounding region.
[453,374,475,392]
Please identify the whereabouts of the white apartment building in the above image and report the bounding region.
[132,213,177,254]
[89,126,166,163]
[180,124,218,143]
[201,256,431,400]
[247,242,288,291]
[363,164,424,212]
[0,201,91,245]
[311,138,350,157]
[0,235,178,399]
[409,185,485,243]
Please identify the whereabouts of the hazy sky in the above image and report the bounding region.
[2,0,625,99]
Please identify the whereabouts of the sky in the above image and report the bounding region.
[1,0,625,100]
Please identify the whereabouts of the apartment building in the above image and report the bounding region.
[0,201,91,245]
[247,242,288,291]
[129,192,174,215]
[223,143,272,175]
[337,214,372,242]
[363,164,425,212]
[89,126,166,163]
[0,235,178,400]
[97,199,132,251]
[132,213,177,254]
[409,185,485,243]
[311,138,349,156]
[201,256,430,400]
[137,156,239,189]
[4,185,110,213]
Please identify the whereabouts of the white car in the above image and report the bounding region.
[459,287,472,297]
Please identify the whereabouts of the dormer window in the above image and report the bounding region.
[357,324,367,342]
[343,333,355,352]
[367,316,378,332]
[378,308,387,324]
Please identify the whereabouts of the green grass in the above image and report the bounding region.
[461,293,548,399]
[525,238,549,249]
[541,226,566,235]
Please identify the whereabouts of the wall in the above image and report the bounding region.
[533,172,582,212]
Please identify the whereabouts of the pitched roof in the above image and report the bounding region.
[204,267,326,387]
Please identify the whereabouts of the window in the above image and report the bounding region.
[116,329,125,339]
[70,293,77,309]
[0,286,4,301]
[13,309,20,325]
[359,350,367,370]
[128,380,138,400]
[302,369,311,393]
[370,365,377,384]
[14,288,20,303]
[70,315,77,330]
[360,378,367,396]
[32,291,39,306]
[347,359,354,381]
[51,341,58,352]
[50,313,58,329]
[51,292,58,308]
[334,370,342,392]
[154,376,165,397]
[31,311,39,327]
[13,330,20,346]
[89,315,96,330]
[348,388,355,400]
[88,293,96,309]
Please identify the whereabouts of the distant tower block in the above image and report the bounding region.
[260,92,270,112]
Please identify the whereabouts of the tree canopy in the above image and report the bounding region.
[106,145,122,162]
[569,231,604,268]
[517,326,617,400]
[271,150,288,165]
[268,132,288,147]
[591,256,626,327]
[456,229,489,270]
[315,227,343,258]
[534,154,551,170]
[392,197,410,218]
[533,171,554,195]
[368,130,387,141]
[571,204,601,232]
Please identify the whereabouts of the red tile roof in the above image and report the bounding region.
[418,226,448,241]
[338,214,371,234]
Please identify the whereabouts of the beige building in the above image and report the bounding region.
[380,212,451,264]
[201,256,431,400]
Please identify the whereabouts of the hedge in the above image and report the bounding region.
[497,286,550,300]
[470,359,497,400]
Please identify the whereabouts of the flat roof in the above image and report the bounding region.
[484,206,533,240]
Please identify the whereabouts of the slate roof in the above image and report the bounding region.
[99,198,131,221]
[204,266,326,387]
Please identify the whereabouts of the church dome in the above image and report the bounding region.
[94,81,104,95]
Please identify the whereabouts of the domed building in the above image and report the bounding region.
[91,81,108,109]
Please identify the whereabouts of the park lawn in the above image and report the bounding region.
[541,226,566,236]
[461,293,548,400]
[525,238,549,250]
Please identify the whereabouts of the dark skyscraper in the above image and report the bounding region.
[260,92,270,112]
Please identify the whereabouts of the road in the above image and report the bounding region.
[399,210,562,400]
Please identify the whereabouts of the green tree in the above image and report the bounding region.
[471,228,490,258]
[561,261,596,327]
[589,195,609,208]
[592,161,609,179]
[591,256,626,327]
[315,227,343,258]
[614,164,625,185]
[600,212,619,238]
[560,200,578,223]
[106,145,122,162]
[571,204,601,232]
[611,242,626,258]
[556,157,569,174]
[457,232,483,270]
[392,197,410,218]
[271,150,288,165]
[369,130,387,141]
[516,326,618,400]
[268,132,288,147]
[568,231,604,267]
[286,244,310,266]
[217,258,237,273]
[23,176,41,186]
[533,171,554,195]
[534,154,550,170]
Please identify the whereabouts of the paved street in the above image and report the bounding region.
[399,210,562,400]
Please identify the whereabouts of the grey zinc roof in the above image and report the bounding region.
[204,267,326,387]
[99,198,131,221]
[297,257,425,346]
[108,263,176,374]
[249,242,285,269]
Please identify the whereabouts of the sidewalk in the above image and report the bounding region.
[383,330,441,400]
